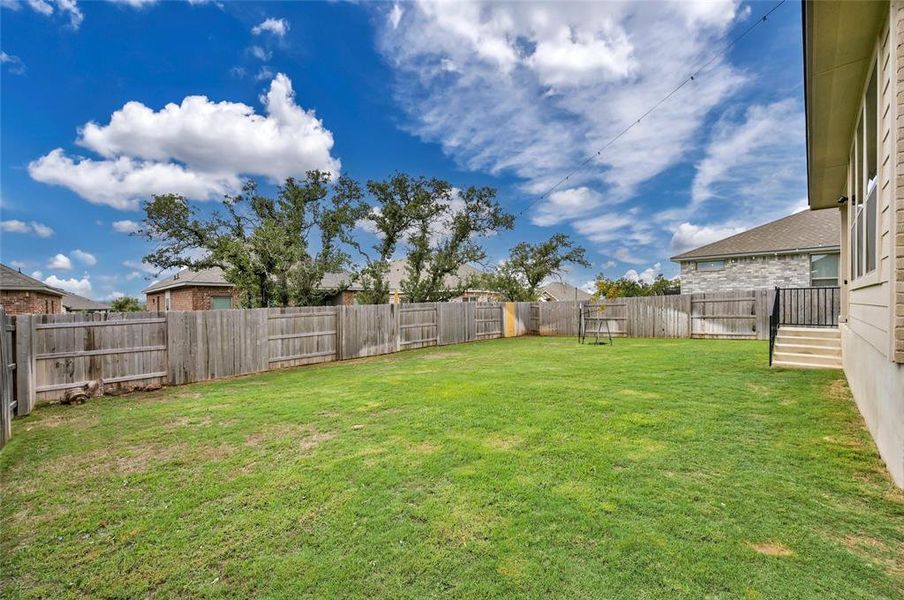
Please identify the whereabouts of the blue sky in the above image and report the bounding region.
[0,0,805,300]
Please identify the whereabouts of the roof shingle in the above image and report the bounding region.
[671,209,840,261]
[0,263,65,296]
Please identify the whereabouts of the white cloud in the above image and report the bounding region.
[2,219,54,237]
[573,209,653,245]
[29,74,340,210]
[624,262,662,285]
[252,17,288,37]
[107,0,156,7]
[601,260,616,269]
[19,0,82,28]
[0,51,25,75]
[30,221,54,237]
[1,220,29,234]
[125,271,142,280]
[376,0,745,227]
[31,270,42,279]
[123,259,158,275]
[112,219,140,233]
[691,99,805,212]
[44,274,91,296]
[531,186,603,226]
[249,45,271,61]
[254,65,275,81]
[388,3,403,29]
[614,247,645,265]
[670,221,746,255]
[103,291,125,301]
[47,253,72,270]
[70,249,96,266]
[10,260,26,269]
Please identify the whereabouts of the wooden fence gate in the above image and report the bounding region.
[0,308,17,448]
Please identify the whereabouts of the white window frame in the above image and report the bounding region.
[809,253,839,287]
[696,260,725,272]
[848,43,880,289]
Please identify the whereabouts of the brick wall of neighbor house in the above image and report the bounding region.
[0,290,62,315]
[146,287,237,311]
[679,254,812,294]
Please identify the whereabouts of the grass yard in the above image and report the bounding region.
[1,337,903,598]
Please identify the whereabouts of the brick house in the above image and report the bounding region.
[0,263,64,315]
[144,267,239,311]
[671,210,840,294]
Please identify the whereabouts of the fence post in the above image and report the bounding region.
[14,315,35,416]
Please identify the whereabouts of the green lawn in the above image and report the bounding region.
[1,337,902,598]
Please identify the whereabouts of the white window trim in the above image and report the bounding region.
[847,40,881,290]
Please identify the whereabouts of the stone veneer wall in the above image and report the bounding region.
[0,290,63,315]
[679,253,816,294]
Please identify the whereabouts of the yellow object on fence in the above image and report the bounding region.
[504,302,517,338]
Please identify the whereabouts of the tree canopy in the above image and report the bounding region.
[139,171,366,307]
[592,273,677,299]
[476,234,590,301]
[355,174,514,304]
[109,296,142,312]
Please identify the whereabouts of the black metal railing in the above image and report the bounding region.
[768,287,780,366]
[777,286,840,328]
[769,286,840,366]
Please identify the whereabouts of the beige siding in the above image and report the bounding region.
[847,14,894,358]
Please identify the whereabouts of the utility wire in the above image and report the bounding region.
[519,0,787,217]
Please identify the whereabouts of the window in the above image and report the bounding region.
[211,296,232,310]
[164,291,171,311]
[696,260,724,271]
[810,254,839,287]
[849,57,879,281]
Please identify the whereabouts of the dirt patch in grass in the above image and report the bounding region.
[826,379,851,401]
[244,424,335,454]
[412,441,439,454]
[483,434,522,450]
[166,415,213,429]
[839,534,904,577]
[746,383,770,396]
[619,389,661,400]
[423,351,464,360]
[25,413,100,430]
[748,542,794,557]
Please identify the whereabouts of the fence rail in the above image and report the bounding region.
[0,288,841,446]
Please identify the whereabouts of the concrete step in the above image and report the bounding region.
[777,326,840,339]
[773,334,841,348]
[772,350,842,369]
[773,342,841,356]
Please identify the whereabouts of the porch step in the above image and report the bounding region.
[772,351,842,369]
[772,326,841,369]
[775,326,840,339]
[773,342,841,355]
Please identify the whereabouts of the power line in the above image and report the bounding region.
[519,0,787,217]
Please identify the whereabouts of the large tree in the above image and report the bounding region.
[138,171,365,307]
[355,173,514,304]
[109,296,142,312]
[477,234,590,301]
[592,273,677,298]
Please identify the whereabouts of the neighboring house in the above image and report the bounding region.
[671,210,841,294]
[62,293,111,314]
[538,281,593,302]
[144,267,239,312]
[803,1,904,487]
[382,260,501,303]
[0,263,64,315]
[143,261,500,309]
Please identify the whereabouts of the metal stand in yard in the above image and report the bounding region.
[579,304,613,345]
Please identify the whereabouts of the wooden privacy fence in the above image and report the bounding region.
[1,288,836,445]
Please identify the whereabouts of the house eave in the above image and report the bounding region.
[671,245,841,263]
[803,0,886,210]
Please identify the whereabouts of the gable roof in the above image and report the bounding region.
[0,263,65,296]
[540,281,593,302]
[62,293,111,312]
[142,267,233,294]
[671,209,840,262]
